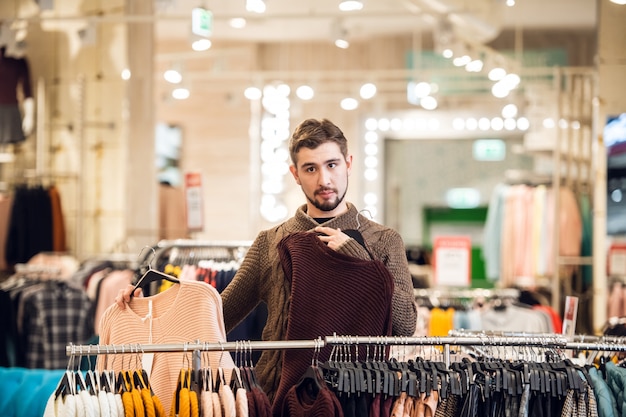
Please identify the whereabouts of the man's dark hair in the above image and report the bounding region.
[288,118,348,166]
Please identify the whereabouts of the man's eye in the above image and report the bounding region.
[328,163,337,168]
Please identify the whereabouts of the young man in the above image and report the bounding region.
[116,118,417,401]
[219,118,417,401]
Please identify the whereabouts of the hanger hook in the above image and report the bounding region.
[356,209,373,229]
[138,245,157,270]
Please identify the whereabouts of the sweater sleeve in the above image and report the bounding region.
[221,232,267,333]
[376,229,417,336]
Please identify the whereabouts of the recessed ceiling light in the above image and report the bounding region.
[339,1,364,11]
[229,18,247,29]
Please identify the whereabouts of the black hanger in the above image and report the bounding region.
[130,247,179,298]
[296,364,326,397]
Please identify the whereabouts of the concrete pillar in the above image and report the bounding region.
[593,0,626,332]
[125,0,158,250]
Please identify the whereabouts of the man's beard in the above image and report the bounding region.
[307,182,348,213]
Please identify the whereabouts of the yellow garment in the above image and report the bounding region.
[171,369,196,417]
[189,391,199,417]
[159,264,181,293]
[122,391,135,417]
[428,307,455,337]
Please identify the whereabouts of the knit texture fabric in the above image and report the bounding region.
[97,280,235,416]
[271,231,394,416]
[281,383,344,417]
[221,203,417,402]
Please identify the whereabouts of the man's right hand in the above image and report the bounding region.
[115,284,143,309]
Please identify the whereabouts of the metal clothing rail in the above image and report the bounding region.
[67,334,579,357]
[142,239,253,267]
[66,338,324,357]
[66,333,598,368]
[448,329,626,353]
[413,287,520,300]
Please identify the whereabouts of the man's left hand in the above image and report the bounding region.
[315,226,351,251]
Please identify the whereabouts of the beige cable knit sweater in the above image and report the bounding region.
[220,202,417,401]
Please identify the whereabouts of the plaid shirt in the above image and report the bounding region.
[21,280,94,369]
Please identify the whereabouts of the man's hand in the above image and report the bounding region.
[114,284,143,309]
[315,226,351,251]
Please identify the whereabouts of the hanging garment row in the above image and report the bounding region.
[133,240,266,346]
[0,251,139,369]
[413,287,563,336]
[3,182,68,268]
[50,334,626,417]
[482,183,592,293]
[0,254,91,369]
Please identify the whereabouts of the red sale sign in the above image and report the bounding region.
[433,236,471,287]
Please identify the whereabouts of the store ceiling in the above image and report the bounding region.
[154,0,597,44]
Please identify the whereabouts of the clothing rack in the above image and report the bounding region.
[67,333,626,368]
[413,287,520,300]
[143,239,253,267]
[448,329,626,354]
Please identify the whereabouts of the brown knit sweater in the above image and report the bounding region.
[221,202,417,401]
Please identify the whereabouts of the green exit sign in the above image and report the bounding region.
[192,7,212,38]
[473,139,505,161]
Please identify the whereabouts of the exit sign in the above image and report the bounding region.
[473,139,505,161]
[192,7,212,38]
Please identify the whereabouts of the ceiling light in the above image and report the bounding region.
[340,97,359,110]
[359,83,377,99]
[164,69,182,84]
[413,82,431,98]
[229,18,247,29]
[465,59,483,72]
[335,38,349,48]
[452,55,471,67]
[331,19,350,48]
[488,67,506,81]
[339,0,364,11]
[504,118,517,130]
[172,88,190,100]
[502,103,518,118]
[478,117,491,131]
[610,0,626,4]
[517,117,530,131]
[246,0,266,13]
[420,96,438,110]
[244,86,262,100]
[191,38,211,51]
[296,85,314,100]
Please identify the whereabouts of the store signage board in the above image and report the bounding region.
[185,172,204,232]
[433,236,471,286]
[608,242,626,276]
[562,296,579,336]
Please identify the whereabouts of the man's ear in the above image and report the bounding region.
[289,164,301,185]
[345,154,353,175]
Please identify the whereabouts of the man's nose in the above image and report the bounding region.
[318,169,331,185]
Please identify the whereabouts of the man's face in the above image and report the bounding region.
[289,142,352,218]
